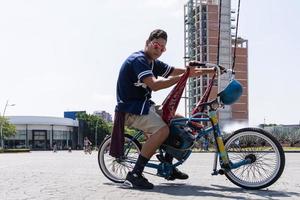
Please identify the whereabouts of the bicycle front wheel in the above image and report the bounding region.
[98,134,141,183]
[224,127,285,190]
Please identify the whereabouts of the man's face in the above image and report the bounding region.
[145,38,167,60]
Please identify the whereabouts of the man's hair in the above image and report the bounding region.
[147,29,168,41]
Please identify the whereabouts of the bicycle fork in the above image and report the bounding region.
[209,110,230,175]
[210,111,255,175]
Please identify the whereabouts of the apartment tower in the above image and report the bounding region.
[184,0,248,127]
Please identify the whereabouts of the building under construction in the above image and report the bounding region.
[184,0,248,127]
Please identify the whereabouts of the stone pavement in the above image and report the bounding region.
[0,151,299,200]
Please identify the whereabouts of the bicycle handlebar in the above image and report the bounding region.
[188,61,228,74]
[188,61,206,67]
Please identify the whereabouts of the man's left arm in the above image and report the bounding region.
[169,68,186,76]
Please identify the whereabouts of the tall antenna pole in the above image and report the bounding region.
[216,0,223,66]
[232,0,241,71]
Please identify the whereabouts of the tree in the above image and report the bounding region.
[0,116,16,138]
[286,127,300,147]
[269,126,287,144]
[76,113,110,146]
[76,112,139,147]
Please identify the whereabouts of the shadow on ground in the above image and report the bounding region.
[104,182,300,199]
[152,183,300,199]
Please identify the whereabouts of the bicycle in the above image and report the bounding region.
[98,63,285,190]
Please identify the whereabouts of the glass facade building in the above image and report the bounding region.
[6,116,79,150]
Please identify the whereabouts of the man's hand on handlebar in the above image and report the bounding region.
[187,61,217,78]
[187,61,227,76]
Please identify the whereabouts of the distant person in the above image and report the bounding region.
[53,142,57,153]
[83,137,92,154]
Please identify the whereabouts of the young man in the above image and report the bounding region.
[115,29,215,189]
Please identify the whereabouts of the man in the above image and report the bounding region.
[115,29,215,189]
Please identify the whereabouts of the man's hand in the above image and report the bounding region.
[187,66,216,78]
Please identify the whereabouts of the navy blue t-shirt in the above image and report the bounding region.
[116,51,174,115]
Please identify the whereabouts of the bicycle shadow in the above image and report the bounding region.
[148,183,300,199]
[210,184,300,199]
[104,182,299,199]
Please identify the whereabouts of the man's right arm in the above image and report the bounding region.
[142,75,182,92]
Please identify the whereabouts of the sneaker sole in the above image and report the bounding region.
[121,180,153,190]
[121,180,133,189]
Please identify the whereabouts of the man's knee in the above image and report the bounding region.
[156,125,169,139]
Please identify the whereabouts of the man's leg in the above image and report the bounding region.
[125,126,169,189]
[131,125,169,175]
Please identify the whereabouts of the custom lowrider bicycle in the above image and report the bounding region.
[97,63,285,190]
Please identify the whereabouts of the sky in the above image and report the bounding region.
[0,0,299,126]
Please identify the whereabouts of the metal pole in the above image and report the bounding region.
[95,119,99,148]
[1,101,8,149]
[0,122,3,149]
[0,100,15,149]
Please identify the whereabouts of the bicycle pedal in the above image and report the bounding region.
[156,154,166,163]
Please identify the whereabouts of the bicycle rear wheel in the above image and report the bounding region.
[98,134,141,183]
[224,127,285,190]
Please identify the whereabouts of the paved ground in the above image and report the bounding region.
[0,151,299,200]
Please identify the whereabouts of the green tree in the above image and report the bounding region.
[0,116,17,138]
[76,113,110,146]
[269,126,287,144]
[286,127,300,147]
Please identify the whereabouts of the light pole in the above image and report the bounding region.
[0,100,16,149]
[95,118,99,148]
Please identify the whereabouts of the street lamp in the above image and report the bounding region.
[95,118,99,148]
[0,100,16,149]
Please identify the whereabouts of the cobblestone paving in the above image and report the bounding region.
[0,151,299,200]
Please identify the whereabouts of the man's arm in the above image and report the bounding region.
[143,64,215,92]
[169,68,186,76]
[143,75,182,92]
[143,67,215,92]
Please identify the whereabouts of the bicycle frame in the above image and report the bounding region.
[123,63,253,177]
[124,107,253,178]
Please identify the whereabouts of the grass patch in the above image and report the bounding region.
[0,148,30,153]
[283,147,300,151]
[192,147,300,152]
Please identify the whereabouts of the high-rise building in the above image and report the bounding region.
[93,110,112,123]
[184,0,248,127]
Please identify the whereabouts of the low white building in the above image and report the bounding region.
[6,116,79,150]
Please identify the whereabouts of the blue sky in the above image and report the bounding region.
[0,0,299,126]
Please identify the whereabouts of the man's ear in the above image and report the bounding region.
[145,40,150,46]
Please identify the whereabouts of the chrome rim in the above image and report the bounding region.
[225,131,281,188]
[99,138,140,182]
